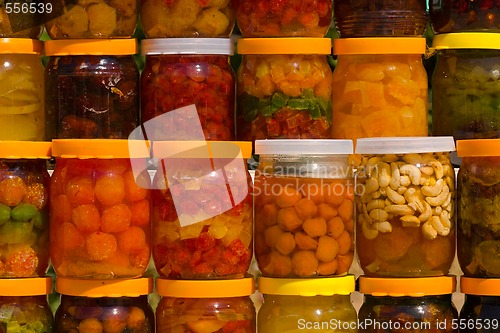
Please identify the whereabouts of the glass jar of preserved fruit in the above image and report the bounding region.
[332,38,428,141]
[50,139,151,279]
[152,141,253,279]
[237,38,333,141]
[141,39,235,141]
[432,34,500,140]
[457,139,500,277]
[156,277,255,332]
[254,139,354,277]
[359,276,458,332]
[0,3,42,38]
[44,39,139,140]
[0,141,51,277]
[258,275,356,333]
[460,277,500,332]
[355,137,456,277]
[0,39,44,141]
[55,277,154,333]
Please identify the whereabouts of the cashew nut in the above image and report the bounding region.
[418,202,432,222]
[400,215,421,227]
[365,177,379,194]
[369,208,389,221]
[404,187,425,213]
[362,204,374,224]
[419,166,434,176]
[400,164,421,185]
[366,156,382,177]
[440,212,452,229]
[400,175,411,187]
[389,162,401,190]
[385,204,415,216]
[422,221,438,240]
[402,153,423,164]
[382,154,398,163]
[446,176,455,192]
[387,186,405,205]
[422,179,444,197]
[362,218,379,240]
[427,159,444,180]
[377,162,391,188]
[425,184,449,206]
[367,199,386,212]
[373,221,392,233]
[430,215,450,236]
[397,186,407,195]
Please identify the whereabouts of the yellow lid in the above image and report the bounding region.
[457,139,500,157]
[156,277,255,298]
[56,277,153,297]
[334,37,426,55]
[359,276,456,297]
[0,277,52,296]
[153,141,253,159]
[0,141,51,159]
[461,277,500,296]
[258,276,355,296]
[237,38,331,55]
[433,33,500,50]
[45,39,137,56]
[51,139,150,159]
[0,38,43,55]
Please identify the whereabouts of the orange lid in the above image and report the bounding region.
[457,139,500,157]
[56,277,153,297]
[44,39,137,56]
[51,139,150,159]
[156,277,255,298]
[0,277,52,296]
[0,38,43,55]
[359,276,456,297]
[0,141,51,159]
[237,38,331,55]
[461,277,500,296]
[153,141,253,159]
[334,37,426,55]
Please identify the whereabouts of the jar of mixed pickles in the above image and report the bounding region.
[44,40,139,140]
[55,277,154,333]
[460,277,500,332]
[358,276,458,332]
[156,277,255,332]
[258,275,356,332]
[141,39,235,141]
[432,34,500,140]
[457,139,500,277]
[50,139,151,279]
[254,140,354,277]
[0,39,44,141]
[152,141,252,279]
[332,38,428,141]
[237,38,333,141]
[0,3,43,38]
[355,137,456,277]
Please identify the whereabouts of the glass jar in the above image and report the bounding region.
[457,139,500,277]
[156,277,256,332]
[254,140,354,277]
[460,277,500,332]
[44,40,139,140]
[234,0,332,37]
[50,139,151,279]
[140,0,235,38]
[432,34,500,140]
[359,276,458,332]
[0,3,42,38]
[55,277,154,332]
[152,141,252,279]
[355,137,456,277]
[332,38,428,141]
[237,38,333,141]
[141,39,235,141]
[45,0,138,38]
[258,276,356,332]
[0,141,50,277]
[0,39,44,141]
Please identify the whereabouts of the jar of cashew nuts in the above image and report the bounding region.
[355,137,456,277]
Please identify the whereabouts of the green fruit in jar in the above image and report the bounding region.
[0,221,33,244]
[32,212,45,230]
[11,203,38,222]
[477,240,500,275]
[0,203,10,224]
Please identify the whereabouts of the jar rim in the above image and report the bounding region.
[0,277,52,296]
[255,139,353,155]
[461,277,500,296]
[433,33,500,50]
[44,39,137,56]
[237,38,331,55]
[56,277,153,297]
[334,37,426,55]
[359,276,457,296]
[0,38,43,55]
[141,38,234,56]
[0,141,51,159]
[153,141,252,159]
[156,277,255,298]
[457,139,500,157]
[355,137,455,154]
[52,139,150,159]
[258,275,355,296]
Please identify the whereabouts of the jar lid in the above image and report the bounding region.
[56,277,153,297]
[156,277,255,298]
[334,37,426,55]
[258,276,355,296]
[141,38,234,55]
[457,139,500,157]
[359,276,456,296]
[0,141,51,159]
[52,139,150,159]
[237,38,331,55]
[0,277,52,296]
[0,38,43,55]
[44,39,138,56]
[153,141,253,159]
[355,137,456,154]
[255,139,353,155]
[433,33,500,50]
[461,277,500,296]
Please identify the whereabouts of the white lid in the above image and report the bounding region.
[355,137,456,154]
[255,139,353,155]
[141,38,234,55]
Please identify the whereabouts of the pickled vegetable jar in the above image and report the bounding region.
[460,277,500,332]
[234,0,332,37]
[332,38,428,141]
[359,276,458,332]
[141,39,235,141]
[457,139,500,277]
[156,277,255,332]
[152,141,253,279]
[432,33,500,140]
[237,38,333,141]
[355,137,456,277]
[50,139,151,279]
[254,140,354,277]
[258,276,356,333]
[0,39,44,141]
[45,39,139,140]
[0,141,51,278]
[0,2,42,38]
[55,277,154,333]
